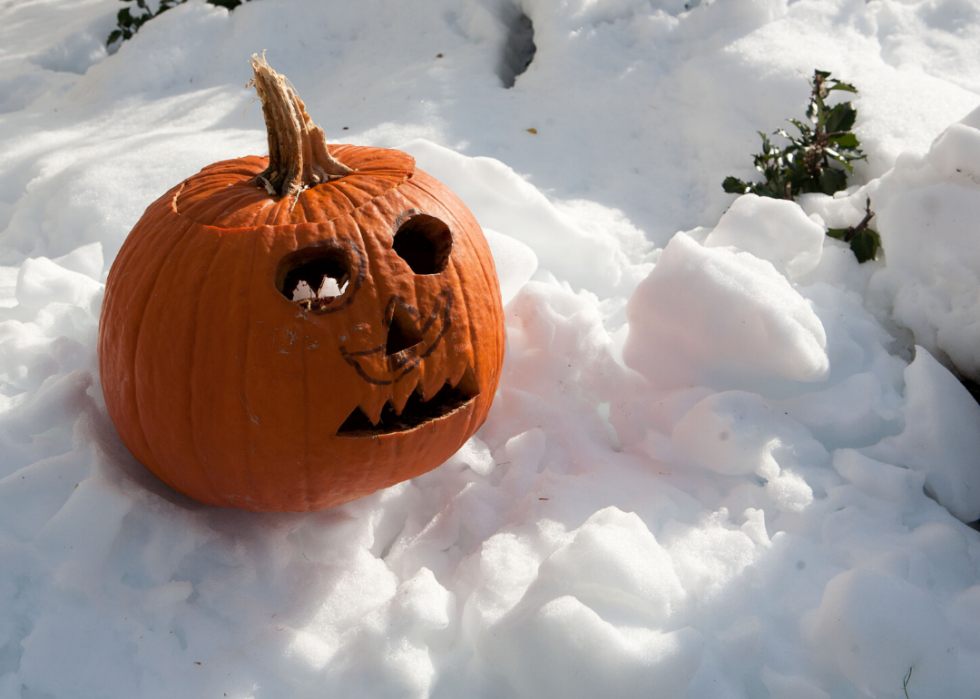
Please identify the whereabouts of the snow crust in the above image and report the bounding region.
[1,0,980,697]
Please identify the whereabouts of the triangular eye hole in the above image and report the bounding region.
[393,214,452,274]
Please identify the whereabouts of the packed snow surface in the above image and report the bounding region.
[2,0,980,697]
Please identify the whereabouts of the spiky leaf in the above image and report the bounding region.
[850,228,881,263]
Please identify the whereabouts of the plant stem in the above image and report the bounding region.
[246,52,352,198]
[841,198,874,242]
[811,72,830,174]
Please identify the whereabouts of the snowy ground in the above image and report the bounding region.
[2,0,980,697]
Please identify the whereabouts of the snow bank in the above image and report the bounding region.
[1,0,980,698]
[624,231,829,394]
[864,112,980,382]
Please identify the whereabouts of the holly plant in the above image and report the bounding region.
[724,70,880,263]
[108,0,249,46]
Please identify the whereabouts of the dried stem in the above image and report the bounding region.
[840,197,875,242]
[246,52,352,197]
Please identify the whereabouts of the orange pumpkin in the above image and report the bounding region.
[97,54,505,512]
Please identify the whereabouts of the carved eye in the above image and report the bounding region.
[275,242,361,313]
[393,214,453,274]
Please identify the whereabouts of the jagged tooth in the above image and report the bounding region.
[358,384,390,425]
[419,358,451,402]
[446,355,471,391]
[452,364,480,398]
[388,372,420,415]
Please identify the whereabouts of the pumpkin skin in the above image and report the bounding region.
[98,145,505,511]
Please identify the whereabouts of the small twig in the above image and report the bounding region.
[840,197,874,242]
[903,666,913,699]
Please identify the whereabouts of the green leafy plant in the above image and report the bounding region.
[724,69,866,199]
[108,0,250,46]
[724,69,881,262]
[826,197,881,264]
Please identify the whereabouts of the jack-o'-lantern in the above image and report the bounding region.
[97,54,505,512]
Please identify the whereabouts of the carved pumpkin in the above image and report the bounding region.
[97,55,505,512]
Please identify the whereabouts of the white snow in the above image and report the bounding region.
[1,0,980,698]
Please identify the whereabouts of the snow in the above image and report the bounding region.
[1,0,980,697]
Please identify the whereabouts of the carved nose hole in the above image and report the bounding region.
[392,214,452,274]
[386,305,423,356]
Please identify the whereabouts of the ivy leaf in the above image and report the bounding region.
[829,81,858,93]
[825,227,849,240]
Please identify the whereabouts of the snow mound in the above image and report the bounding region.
[624,231,829,393]
[812,112,980,382]
[2,0,980,697]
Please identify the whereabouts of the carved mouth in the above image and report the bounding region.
[336,369,479,436]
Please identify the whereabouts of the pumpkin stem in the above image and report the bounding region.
[246,52,352,198]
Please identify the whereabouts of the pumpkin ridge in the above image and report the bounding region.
[441,254,477,395]
[296,187,319,226]
[463,260,495,392]
[204,192,262,227]
[301,294,312,513]
[186,226,232,504]
[238,227,262,504]
[451,214,503,385]
[326,178,368,222]
[129,221,201,495]
[99,222,154,477]
[216,187,276,223]
[247,224,302,507]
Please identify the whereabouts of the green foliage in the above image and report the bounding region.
[724,69,866,199]
[108,0,250,46]
[826,197,881,263]
[724,69,880,263]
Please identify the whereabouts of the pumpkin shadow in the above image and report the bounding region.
[85,400,207,512]
[86,395,328,528]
